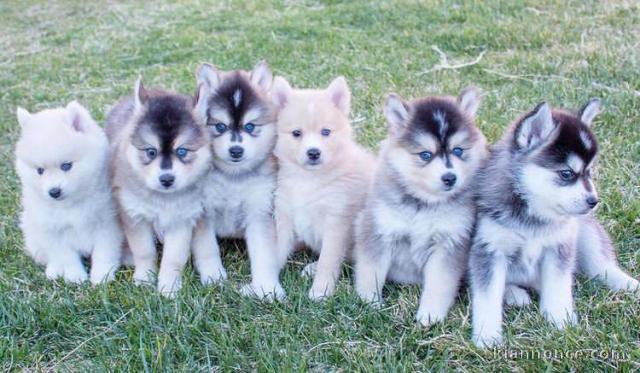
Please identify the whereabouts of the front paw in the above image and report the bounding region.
[133,267,156,286]
[90,268,116,285]
[308,283,335,301]
[504,286,532,307]
[45,263,65,281]
[239,282,286,302]
[544,309,577,329]
[53,264,88,284]
[200,266,228,286]
[157,275,182,298]
[472,330,504,348]
[301,261,318,278]
[415,307,447,327]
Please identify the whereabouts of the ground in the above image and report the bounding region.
[1,0,639,370]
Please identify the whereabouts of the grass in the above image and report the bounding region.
[1,0,639,370]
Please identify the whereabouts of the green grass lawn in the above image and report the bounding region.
[1,0,639,370]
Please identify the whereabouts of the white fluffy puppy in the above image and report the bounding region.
[15,102,123,284]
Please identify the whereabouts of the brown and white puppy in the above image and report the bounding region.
[272,76,376,300]
[105,79,211,297]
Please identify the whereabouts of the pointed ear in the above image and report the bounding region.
[16,107,31,127]
[325,76,350,115]
[66,101,95,133]
[134,78,149,111]
[250,60,273,92]
[578,98,603,127]
[383,93,410,136]
[196,63,221,95]
[514,102,557,151]
[457,86,481,119]
[271,76,292,110]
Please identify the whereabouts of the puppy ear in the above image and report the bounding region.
[514,102,556,151]
[16,107,31,127]
[457,86,481,119]
[578,98,603,127]
[250,60,273,92]
[66,101,94,133]
[196,63,221,95]
[325,76,350,115]
[383,93,410,136]
[271,76,292,110]
[134,77,149,110]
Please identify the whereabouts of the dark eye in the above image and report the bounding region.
[60,162,73,172]
[321,128,331,137]
[292,129,302,138]
[176,147,188,159]
[215,122,227,133]
[419,151,433,161]
[559,169,576,181]
[244,123,255,134]
[37,167,44,175]
[452,147,464,157]
[145,148,157,160]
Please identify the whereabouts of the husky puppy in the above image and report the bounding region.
[106,80,211,296]
[354,88,487,326]
[469,99,639,347]
[191,61,284,299]
[271,76,376,300]
[15,102,123,284]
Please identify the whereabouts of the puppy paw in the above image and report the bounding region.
[63,266,88,284]
[133,268,156,286]
[416,308,447,327]
[45,264,65,281]
[504,286,531,307]
[301,261,318,278]
[545,310,577,329]
[356,290,383,308]
[200,267,228,286]
[472,332,504,349]
[157,276,181,298]
[308,285,334,301]
[90,268,116,285]
[239,282,286,302]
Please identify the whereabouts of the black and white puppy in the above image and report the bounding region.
[355,88,487,325]
[192,61,284,300]
[469,99,638,347]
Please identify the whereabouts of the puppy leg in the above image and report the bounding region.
[504,285,532,307]
[90,220,123,285]
[416,246,465,327]
[157,224,193,297]
[540,247,577,328]
[578,219,639,291]
[240,217,285,301]
[470,246,507,348]
[122,216,157,285]
[274,207,296,269]
[191,216,227,286]
[45,245,87,284]
[354,229,392,306]
[308,218,350,301]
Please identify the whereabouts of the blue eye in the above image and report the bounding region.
[452,147,464,157]
[215,122,227,133]
[292,129,302,138]
[60,162,73,172]
[145,148,157,159]
[37,167,44,175]
[419,151,433,161]
[321,128,331,136]
[244,123,255,134]
[559,170,576,181]
[176,147,188,159]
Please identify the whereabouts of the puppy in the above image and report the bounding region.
[191,61,284,299]
[469,99,638,347]
[271,76,376,300]
[354,88,487,326]
[105,80,211,296]
[15,102,122,284]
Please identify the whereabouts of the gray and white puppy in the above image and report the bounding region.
[355,88,487,326]
[106,79,212,297]
[192,61,284,300]
[469,99,639,348]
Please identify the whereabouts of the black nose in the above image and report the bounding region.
[586,196,599,209]
[48,187,62,199]
[229,146,244,159]
[307,148,321,161]
[159,174,175,188]
[441,173,457,187]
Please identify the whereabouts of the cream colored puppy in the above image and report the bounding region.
[272,76,375,300]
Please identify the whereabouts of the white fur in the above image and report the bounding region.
[15,103,123,284]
